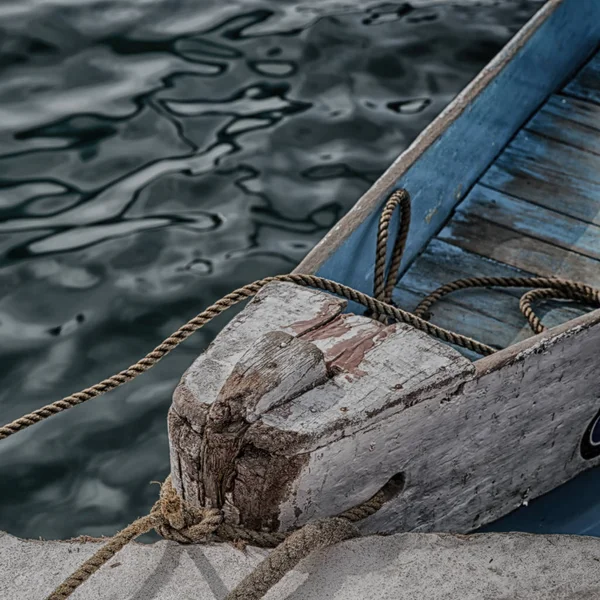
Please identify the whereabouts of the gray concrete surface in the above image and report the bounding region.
[2,529,600,599]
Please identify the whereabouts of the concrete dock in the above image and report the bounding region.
[2,529,600,599]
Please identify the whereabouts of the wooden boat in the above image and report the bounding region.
[5,2,600,598]
[168,0,600,539]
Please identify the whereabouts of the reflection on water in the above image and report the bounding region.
[0,0,542,539]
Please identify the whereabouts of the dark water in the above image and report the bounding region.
[0,0,543,540]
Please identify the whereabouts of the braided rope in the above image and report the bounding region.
[47,476,386,600]
[0,281,264,440]
[414,275,600,333]
[224,489,388,600]
[48,514,157,600]
[373,189,411,304]
[1,271,501,441]
[519,287,599,334]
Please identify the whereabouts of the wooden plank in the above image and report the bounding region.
[437,212,600,287]
[481,145,600,227]
[543,93,600,131]
[396,239,587,319]
[268,311,600,535]
[398,239,585,309]
[394,285,517,357]
[564,51,600,105]
[393,239,586,356]
[458,185,600,260]
[297,0,600,297]
[170,282,473,530]
[170,282,600,537]
[400,241,590,333]
[525,95,600,155]
[503,129,600,185]
[395,283,587,361]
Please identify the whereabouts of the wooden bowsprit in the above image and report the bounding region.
[169,281,600,536]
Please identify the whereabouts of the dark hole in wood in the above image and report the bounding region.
[379,472,406,503]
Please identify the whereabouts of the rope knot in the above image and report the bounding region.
[153,476,223,544]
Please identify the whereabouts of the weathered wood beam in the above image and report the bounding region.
[168,282,600,535]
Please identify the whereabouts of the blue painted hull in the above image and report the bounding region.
[485,466,600,536]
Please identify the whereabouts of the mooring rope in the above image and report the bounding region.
[414,275,600,327]
[1,276,501,441]
[2,189,600,600]
[47,476,387,600]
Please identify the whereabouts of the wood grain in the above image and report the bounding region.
[564,51,600,105]
[499,130,600,185]
[201,331,327,529]
[459,185,600,260]
[526,95,600,155]
[169,282,347,509]
[438,212,600,287]
[481,159,600,227]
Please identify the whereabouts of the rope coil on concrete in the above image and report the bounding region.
[46,477,387,600]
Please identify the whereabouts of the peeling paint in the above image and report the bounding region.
[287,300,343,335]
[300,315,353,344]
[424,201,441,224]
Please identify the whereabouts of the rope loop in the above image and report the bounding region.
[373,188,411,304]
[414,275,600,337]
[152,476,223,543]
[520,286,600,334]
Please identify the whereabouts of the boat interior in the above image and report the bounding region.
[394,49,600,360]
[305,0,600,364]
